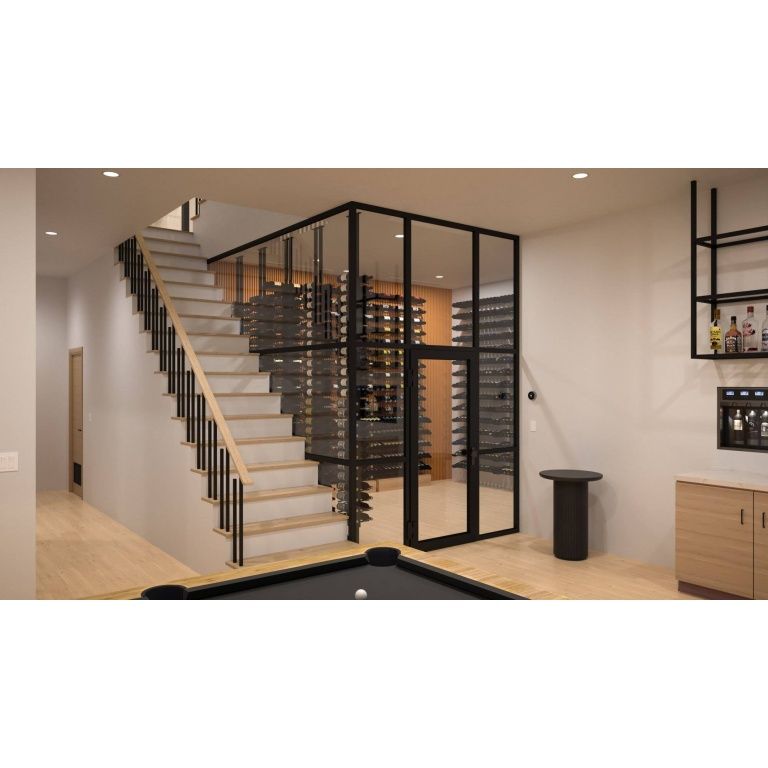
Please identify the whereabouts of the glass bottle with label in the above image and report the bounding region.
[761,305,768,352]
[725,316,743,354]
[761,410,768,444]
[747,408,760,446]
[709,308,723,352]
[732,408,745,445]
[742,306,758,352]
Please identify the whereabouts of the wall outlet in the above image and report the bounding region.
[0,452,19,472]
[529,420,537,432]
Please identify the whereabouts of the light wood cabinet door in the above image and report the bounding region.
[754,492,768,600]
[676,482,754,598]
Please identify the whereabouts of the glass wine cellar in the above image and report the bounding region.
[209,202,519,550]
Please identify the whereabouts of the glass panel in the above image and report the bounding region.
[221,211,348,349]
[477,352,514,450]
[478,452,515,534]
[418,358,468,541]
[479,234,515,349]
[412,221,472,346]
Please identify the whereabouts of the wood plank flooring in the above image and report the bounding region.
[37,488,692,600]
[36,491,198,599]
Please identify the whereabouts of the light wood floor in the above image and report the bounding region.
[36,491,198,600]
[360,479,691,599]
[37,488,691,600]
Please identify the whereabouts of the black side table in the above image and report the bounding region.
[539,469,603,561]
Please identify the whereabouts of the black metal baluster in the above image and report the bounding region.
[196,394,202,468]
[143,272,151,330]
[186,373,194,442]
[177,349,184,417]
[201,398,207,470]
[168,327,174,394]
[159,306,167,371]
[137,254,144,312]
[219,447,225,527]
[213,422,218,502]
[150,288,157,349]
[207,421,213,499]
[232,478,239,565]
[225,452,230,531]
[238,479,244,567]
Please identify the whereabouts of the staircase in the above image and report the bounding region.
[124,226,348,568]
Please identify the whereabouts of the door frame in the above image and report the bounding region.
[68,347,83,497]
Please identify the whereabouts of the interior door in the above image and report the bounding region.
[407,347,475,550]
[676,482,753,598]
[755,491,768,599]
[69,348,83,498]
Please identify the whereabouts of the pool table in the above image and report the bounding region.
[140,547,524,600]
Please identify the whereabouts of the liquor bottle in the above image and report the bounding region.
[709,309,723,352]
[725,316,743,353]
[732,408,744,444]
[761,305,768,352]
[742,306,758,352]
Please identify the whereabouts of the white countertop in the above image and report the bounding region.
[676,469,768,493]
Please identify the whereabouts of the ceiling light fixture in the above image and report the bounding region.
[394,234,404,239]
[103,170,120,178]
[44,231,58,236]
[435,275,444,279]
[572,172,589,179]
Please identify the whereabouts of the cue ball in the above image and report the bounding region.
[355,589,367,600]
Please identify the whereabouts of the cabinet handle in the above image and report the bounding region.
[763,511,766,529]
[740,508,744,525]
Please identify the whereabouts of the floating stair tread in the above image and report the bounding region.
[191,459,318,475]
[164,279,221,287]
[213,511,346,539]
[166,297,232,305]
[177,313,237,320]
[202,484,331,505]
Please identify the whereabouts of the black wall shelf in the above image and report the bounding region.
[691,180,768,359]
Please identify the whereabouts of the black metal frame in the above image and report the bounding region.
[209,201,520,552]
[691,179,768,359]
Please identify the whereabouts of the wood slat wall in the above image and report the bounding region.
[211,263,454,479]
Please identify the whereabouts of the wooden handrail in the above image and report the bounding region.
[136,234,253,486]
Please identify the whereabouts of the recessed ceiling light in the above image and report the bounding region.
[435,274,444,279]
[44,231,58,236]
[102,170,120,178]
[572,172,589,179]
[394,234,404,239]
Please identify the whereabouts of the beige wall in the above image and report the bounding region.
[0,169,36,598]
[36,276,69,490]
[521,174,768,567]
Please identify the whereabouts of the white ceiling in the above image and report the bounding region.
[36,168,768,277]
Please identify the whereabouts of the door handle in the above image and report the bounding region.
[740,508,744,525]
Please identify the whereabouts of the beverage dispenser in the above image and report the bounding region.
[718,387,768,451]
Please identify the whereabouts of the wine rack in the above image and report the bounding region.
[451,295,515,489]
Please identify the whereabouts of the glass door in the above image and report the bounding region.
[406,347,476,549]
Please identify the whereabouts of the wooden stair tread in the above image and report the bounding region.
[171,413,290,421]
[157,371,268,377]
[213,511,346,539]
[202,484,331,504]
[177,313,237,320]
[157,264,209,272]
[182,436,303,446]
[213,392,280,397]
[191,459,318,475]
[187,331,245,338]
[164,279,220,287]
